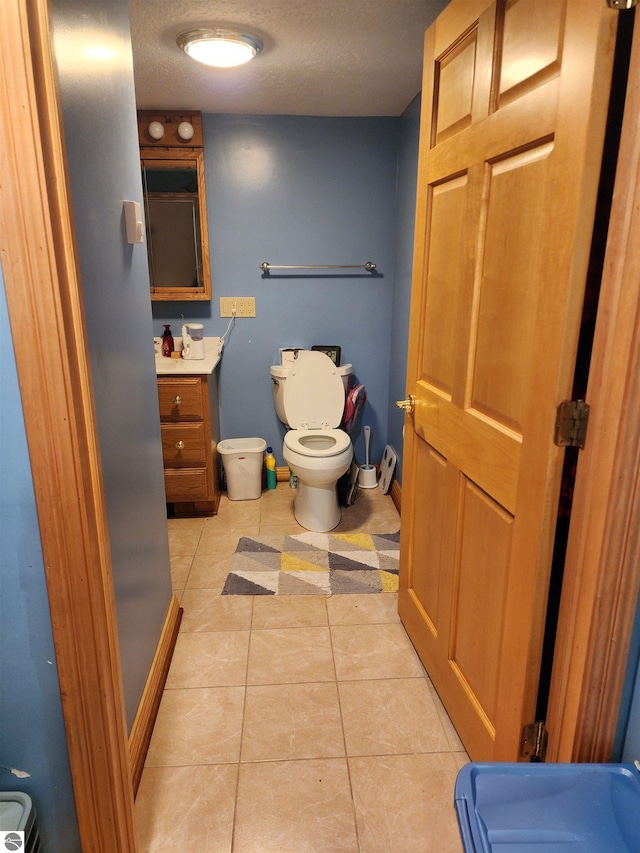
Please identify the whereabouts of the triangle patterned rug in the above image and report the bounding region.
[222,531,400,595]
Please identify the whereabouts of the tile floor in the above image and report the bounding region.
[135,484,468,852]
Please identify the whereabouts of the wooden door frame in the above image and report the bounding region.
[546,10,640,764]
[1,0,638,847]
[0,2,138,850]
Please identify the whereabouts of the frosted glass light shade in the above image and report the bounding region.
[177,29,262,68]
[177,121,194,140]
[148,121,165,140]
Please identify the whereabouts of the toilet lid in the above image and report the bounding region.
[283,351,345,428]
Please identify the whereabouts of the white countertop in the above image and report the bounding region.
[155,337,222,375]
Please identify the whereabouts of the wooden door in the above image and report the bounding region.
[398,0,618,761]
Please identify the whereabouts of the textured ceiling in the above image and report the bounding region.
[129,0,449,117]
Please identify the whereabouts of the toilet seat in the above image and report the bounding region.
[284,427,351,458]
[282,351,345,429]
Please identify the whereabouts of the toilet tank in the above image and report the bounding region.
[270,362,352,427]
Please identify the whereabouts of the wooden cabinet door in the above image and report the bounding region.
[399,0,617,760]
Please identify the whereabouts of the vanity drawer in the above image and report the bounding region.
[157,377,204,420]
[163,468,211,501]
[161,422,207,467]
[156,370,221,514]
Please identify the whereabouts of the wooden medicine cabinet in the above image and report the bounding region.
[138,110,211,301]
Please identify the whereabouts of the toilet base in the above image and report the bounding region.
[294,480,341,532]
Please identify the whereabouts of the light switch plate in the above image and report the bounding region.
[123,200,144,244]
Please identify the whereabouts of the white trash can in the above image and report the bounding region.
[217,437,267,500]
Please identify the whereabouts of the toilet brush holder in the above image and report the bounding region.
[359,464,378,489]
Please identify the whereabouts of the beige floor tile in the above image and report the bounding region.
[185,551,233,589]
[352,501,400,523]
[241,682,344,762]
[196,527,255,553]
[214,498,262,529]
[247,627,335,684]
[260,482,295,499]
[148,498,467,853]
[349,753,463,853]
[326,592,400,625]
[345,496,394,519]
[258,520,307,536]
[169,554,193,594]
[136,763,237,853]
[167,516,206,533]
[259,487,296,520]
[344,490,399,515]
[198,514,227,536]
[331,623,425,681]
[335,513,399,535]
[179,588,253,632]
[165,630,249,688]
[252,594,328,629]
[429,681,466,751]
[338,677,449,756]
[145,686,244,766]
[167,526,203,557]
[234,758,358,853]
[453,751,470,770]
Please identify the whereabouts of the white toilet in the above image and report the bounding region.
[270,350,353,532]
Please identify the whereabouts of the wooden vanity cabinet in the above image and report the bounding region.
[157,373,221,515]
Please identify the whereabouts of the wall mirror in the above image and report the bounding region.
[138,110,211,301]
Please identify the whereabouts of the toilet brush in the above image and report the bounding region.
[359,425,377,488]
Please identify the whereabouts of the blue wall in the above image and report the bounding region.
[386,94,422,485]
[50,0,173,729]
[620,598,640,762]
[153,115,400,466]
[0,270,80,849]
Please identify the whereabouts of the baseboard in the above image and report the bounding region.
[129,594,182,796]
[390,478,401,515]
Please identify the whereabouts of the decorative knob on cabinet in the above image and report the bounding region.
[173,396,182,404]
[175,440,185,450]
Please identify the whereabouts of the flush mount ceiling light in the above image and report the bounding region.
[177,28,263,68]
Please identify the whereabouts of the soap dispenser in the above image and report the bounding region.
[161,324,174,357]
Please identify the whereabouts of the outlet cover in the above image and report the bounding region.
[220,297,256,317]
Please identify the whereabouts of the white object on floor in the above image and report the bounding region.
[378,445,397,494]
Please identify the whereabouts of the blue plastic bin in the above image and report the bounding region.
[454,762,640,852]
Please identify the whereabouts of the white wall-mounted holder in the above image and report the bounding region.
[123,200,144,244]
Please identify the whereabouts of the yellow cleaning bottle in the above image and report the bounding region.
[265,446,276,490]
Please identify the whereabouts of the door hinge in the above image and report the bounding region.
[607,0,638,10]
[554,400,590,449]
[520,721,549,762]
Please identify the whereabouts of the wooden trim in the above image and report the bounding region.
[143,145,212,302]
[141,148,204,162]
[547,13,640,763]
[390,479,402,515]
[0,2,137,849]
[129,596,182,795]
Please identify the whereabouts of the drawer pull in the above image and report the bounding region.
[173,396,182,404]
[175,440,185,450]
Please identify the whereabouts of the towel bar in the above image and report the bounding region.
[259,261,376,273]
